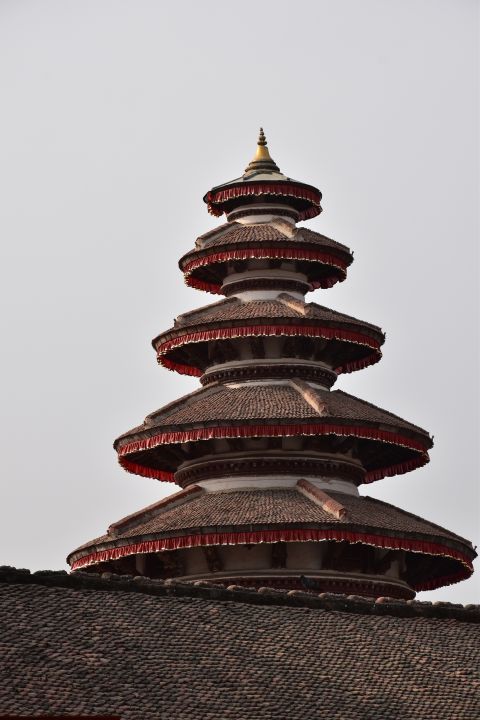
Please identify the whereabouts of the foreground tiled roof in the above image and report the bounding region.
[1,567,479,720]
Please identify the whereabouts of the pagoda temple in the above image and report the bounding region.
[68,130,476,600]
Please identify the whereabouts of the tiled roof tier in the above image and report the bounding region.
[203,130,322,222]
[67,484,475,590]
[2,569,479,719]
[179,222,353,294]
[114,382,432,484]
[153,294,384,377]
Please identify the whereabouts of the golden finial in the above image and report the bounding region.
[245,127,280,174]
[258,127,267,146]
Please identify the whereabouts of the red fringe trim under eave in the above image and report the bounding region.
[185,274,343,295]
[364,453,429,483]
[118,423,428,457]
[206,183,322,221]
[119,459,175,483]
[118,450,429,486]
[334,351,382,375]
[156,325,382,358]
[160,355,202,378]
[185,276,222,295]
[414,571,474,592]
[70,528,474,587]
[159,349,381,379]
[182,247,348,276]
[182,247,349,294]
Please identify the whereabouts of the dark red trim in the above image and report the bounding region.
[206,182,322,220]
[364,454,429,483]
[182,247,347,294]
[156,324,382,377]
[118,423,427,458]
[185,276,222,294]
[158,350,381,379]
[70,528,474,591]
[415,571,473,592]
[182,247,348,275]
[156,324,381,357]
[119,459,175,483]
[160,356,202,377]
[117,423,429,484]
[118,451,428,486]
[335,351,383,375]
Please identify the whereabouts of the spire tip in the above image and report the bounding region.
[244,127,279,174]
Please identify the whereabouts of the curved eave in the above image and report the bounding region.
[68,525,474,592]
[153,322,384,377]
[115,420,431,484]
[179,245,352,294]
[203,180,322,221]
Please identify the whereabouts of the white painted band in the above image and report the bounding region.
[198,475,359,496]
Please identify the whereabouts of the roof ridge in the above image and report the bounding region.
[276,293,305,315]
[290,378,329,416]
[269,217,296,237]
[296,479,348,519]
[1,566,478,623]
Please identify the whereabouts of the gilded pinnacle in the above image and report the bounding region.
[245,126,280,174]
[258,127,267,146]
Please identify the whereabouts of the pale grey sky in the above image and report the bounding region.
[0,0,478,602]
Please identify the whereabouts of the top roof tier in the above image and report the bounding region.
[204,128,322,222]
[183,131,349,297]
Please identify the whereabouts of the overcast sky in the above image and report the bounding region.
[0,0,478,602]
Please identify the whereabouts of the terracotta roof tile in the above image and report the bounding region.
[148,383,315,424]
[0,571,479,719]
[170,295,383,335]
[74,487,470,547]
[121,487,328,534]
[135,384,430,438]
[194,223,350,253]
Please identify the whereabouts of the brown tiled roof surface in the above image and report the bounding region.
[135,383,429,437]
[72,532,110,552]
[149,383,316,423]
[196,221,235,242]
[203,223,288,246]
[121,487,333,535]
[79,487,470,547]
[170,295,382,335]
[298,226,351,250]
[194,222,350,253]
[1,569,479,719]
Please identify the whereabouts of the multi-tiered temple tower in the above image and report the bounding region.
[68,131,475,599]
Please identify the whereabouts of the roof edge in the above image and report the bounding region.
[1,566,478,624]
